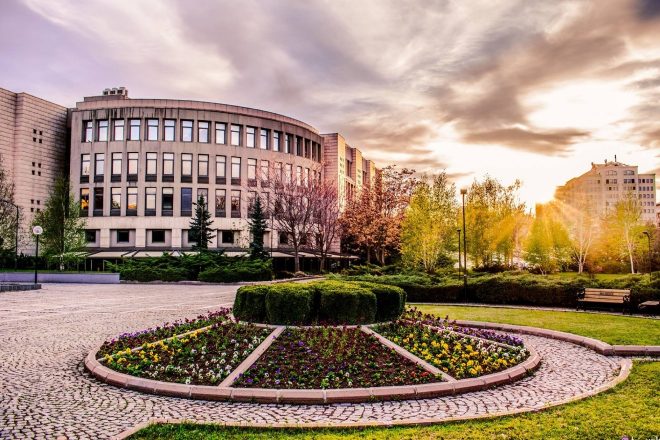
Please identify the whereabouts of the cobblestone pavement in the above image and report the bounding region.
[1,284,624,439]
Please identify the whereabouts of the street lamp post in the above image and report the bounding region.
[460,188,468,302]
[642,231,652,281]
[32,225,43,284]
[456,228,462,278]
[0,198,19,269]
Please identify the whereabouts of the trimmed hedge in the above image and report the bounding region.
[334,273,660,309]
[233,285,269,322]
[233,280,407,325]
[265,283,315,325]
[198,260,272,283]
[315,281,376,324]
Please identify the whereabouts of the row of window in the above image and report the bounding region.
[80,152,318,185]
[79,186,269,218]
[605,170,636,176]
[82,119,322,161]
[86,229,293,247]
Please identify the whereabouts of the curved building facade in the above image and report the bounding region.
[70,89,325,252]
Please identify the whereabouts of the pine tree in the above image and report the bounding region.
[189,195,215,250]
[32,176,87,270]
[248,196,269,260]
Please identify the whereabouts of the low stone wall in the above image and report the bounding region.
[0,272,120,284]
[0,283,41,292]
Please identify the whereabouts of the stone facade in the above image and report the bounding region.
[0,88,68,254]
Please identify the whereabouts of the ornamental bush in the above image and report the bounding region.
[352,281,406,321]
[233,285,269,322]
[314,281,376,324]
[265,283,315,325]
[233,280,407,325]
[198,259,272,283]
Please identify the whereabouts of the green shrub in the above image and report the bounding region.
[352,281,406,321]
[313,281,376,324]
[233,285,269,322]
[265,283,314,325]
[198,259,273,283]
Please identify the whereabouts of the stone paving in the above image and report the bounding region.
[0,284,625,439]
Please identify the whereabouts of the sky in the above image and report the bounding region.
[1,0,659,209]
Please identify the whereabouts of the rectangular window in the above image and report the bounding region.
[80,188,89,215]
[181,187,193,215]
[197,188,208,204]
[111,187,121,214]
[296,137,303,156]
[116,230,130,243]
[182,120,193,142]
[274,162,283,182]
[285,134,291,153]
[162,187,173,216]
[231,156,241,184]
[98,120,109,142]
[129,119,141,140]
[95,153,105,181]
[222,230,234,244]
[231,190,241,218]
[246,126,256,148]
[93,188,104,216]
[248,191,257,213]
[215,123,226,144]
[85,230,96,243]
[215,155,226,183]
[81,154,91,181]
[273,131,281,152]
[163,152,174,180]
[147,119,159,141]
[83,121,93,142]
[111,152,122,181]
[285,163,292,183]
[296,166,302,185]
[113,119,125,141]
[181,153,193,182]
[151,230,165,243]
[260,129,269,150]
[145,187,156,215]
[304,167,310,185]
[164,119,175,141]
[198,154,209,178]
[127,152,138,179]
[261,160,269,184]
[198,121,210,143]
[127,187,137,215]
[231,124,241,146]
[146,152,157,180]
[215,189,226,217]
[247,158,257,184]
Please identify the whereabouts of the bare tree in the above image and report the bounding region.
[269,165,320,272]
[310,180,341,272]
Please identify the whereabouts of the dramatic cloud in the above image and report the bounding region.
[0,0,658,207]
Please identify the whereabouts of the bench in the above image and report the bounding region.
[576,288,631,313]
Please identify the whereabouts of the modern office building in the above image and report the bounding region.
[0,88,68,253]
[0,87,377,256]
[555,159,657,224]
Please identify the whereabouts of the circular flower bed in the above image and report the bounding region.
[89,306,537,403]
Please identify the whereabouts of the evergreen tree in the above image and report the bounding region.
[189,195,215,250]
[248,196,269,259]
[32,176,87,270]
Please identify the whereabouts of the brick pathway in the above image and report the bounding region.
[0,284,624,439]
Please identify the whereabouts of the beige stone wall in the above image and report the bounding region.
[0,88,68,254]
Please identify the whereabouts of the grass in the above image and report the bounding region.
[414,304,660,346]
[129,361,659,440]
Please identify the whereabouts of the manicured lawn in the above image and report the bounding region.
[129,361,659,440]
[414,304,660,346]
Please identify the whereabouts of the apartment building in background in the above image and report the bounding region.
[555,159,657,224]
[0,87,377,256]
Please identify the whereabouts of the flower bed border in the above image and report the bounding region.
[85,322,541,404]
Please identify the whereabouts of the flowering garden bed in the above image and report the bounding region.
[97,309,231,357]
[374,321,529,379]
[102,321,270,385]
[232,327,439,389]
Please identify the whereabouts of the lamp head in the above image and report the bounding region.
[460,188,468,195]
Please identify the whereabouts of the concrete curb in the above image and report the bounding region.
[86,323,540,405]
[452,320,660,357]
[112,357,633,438]
[0,283,41,292]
